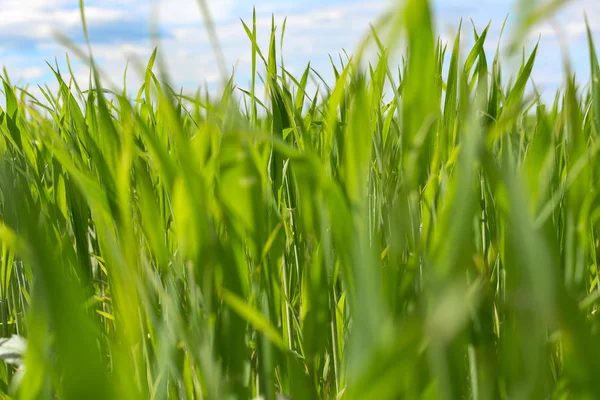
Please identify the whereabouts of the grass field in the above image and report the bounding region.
[0,0,600,399]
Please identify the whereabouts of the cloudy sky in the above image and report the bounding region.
[0,0,599,101]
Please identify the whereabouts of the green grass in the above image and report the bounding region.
[0,0,600,398]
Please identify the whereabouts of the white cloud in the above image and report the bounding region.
[158,0,237,23]
[1,65,45,83]
[530,5,600,42]
[105,0,238,25]
[18,67,45,80]
[0,6,129,39]
[0,0,71,10]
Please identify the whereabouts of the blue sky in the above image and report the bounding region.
[1,0,599,101]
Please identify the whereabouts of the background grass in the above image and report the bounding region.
[0,0,600,399]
